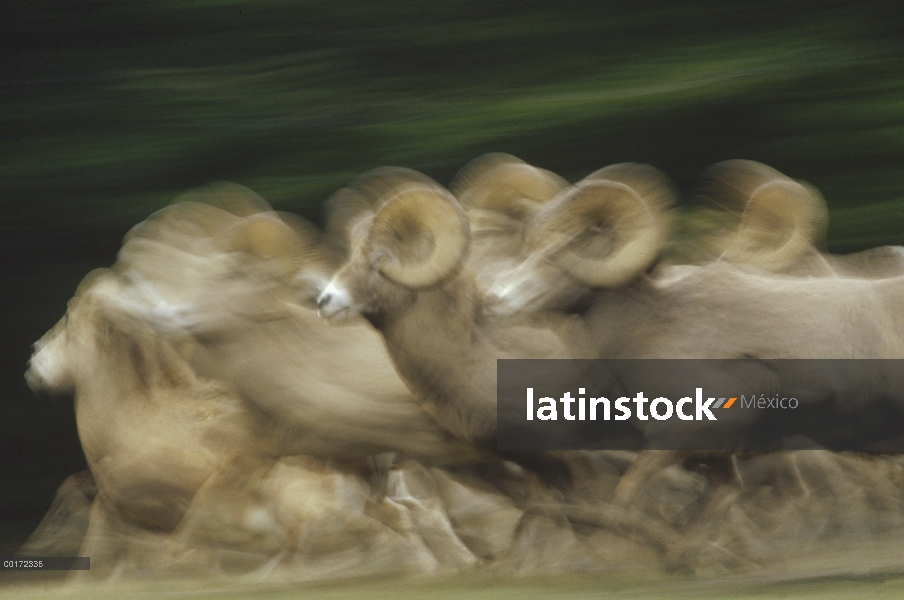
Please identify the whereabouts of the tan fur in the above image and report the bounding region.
[320,176,583,447]
[109,195,473,463]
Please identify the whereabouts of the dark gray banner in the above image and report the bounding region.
[496,359,904,451]
[1,557,90,570]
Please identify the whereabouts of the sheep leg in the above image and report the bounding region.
[611,450,682,507]
[19,470,97,559]
[528,501,683,553]
[69,493,129,583]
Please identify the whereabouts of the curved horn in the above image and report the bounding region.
[584,162,679,213]
[525,180,666,288]
[226,213,312,278]
[696,160,828,270]
[174,181,273,218]
[124,201,242,249]
[695,160,791,213]
[719,179,829,271]
[451,153,568,219]
[325,167,438,253]
[368,183,470,289]
[276,210,335,284]
[126,182,270,252]
[75,268,115,298]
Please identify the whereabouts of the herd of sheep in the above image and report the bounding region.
[22,155,904,582]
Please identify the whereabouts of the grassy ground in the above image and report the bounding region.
[4,573,904,600]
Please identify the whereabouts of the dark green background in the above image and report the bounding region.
[2,0,903,557]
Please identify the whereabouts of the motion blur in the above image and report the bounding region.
[17,158,904,586]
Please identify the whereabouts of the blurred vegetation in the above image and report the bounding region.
[1,0,903,552]
[3,0,904,256]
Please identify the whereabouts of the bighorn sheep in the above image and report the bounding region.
[324,155,569,294]
[23,268,496,580]
[24,268,282,575]
[485,162,904,354]
[316,174,586,448]
[484,163,679,317]
[690,159,904,278]
[483,163,904,507]
[450,153,570,290]
[108,183,472,463]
